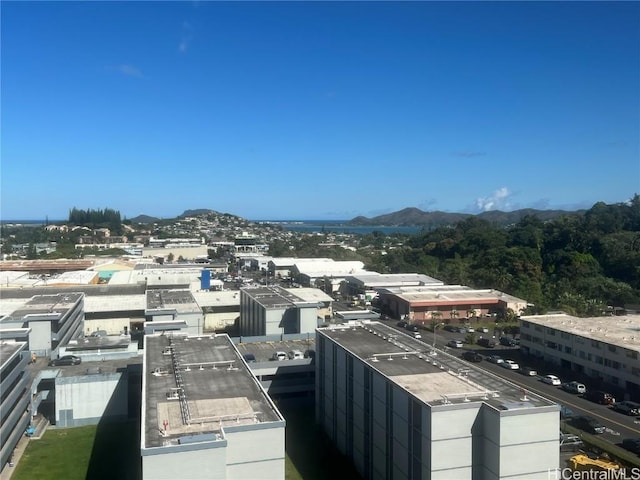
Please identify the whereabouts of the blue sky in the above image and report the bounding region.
[2,1,639,221]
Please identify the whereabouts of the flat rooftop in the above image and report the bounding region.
[8,292,83,319]
[146,289,201,314]
[346,273,443,286]
[319,321,556,410]
[521,313,640,353]
[242,286,317,308]
[1,341,26,370]
[390,287,525,305]
[143,333,283,449]
[84,294,146,313]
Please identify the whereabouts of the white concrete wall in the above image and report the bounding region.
[204,312,237,331]
[430,406,480,479]
[224,426,285,479]
[29,321,52,356]
[143,445,227,480]
[85,318,130,335]
[299,307,318,334]
[55,374,126,426]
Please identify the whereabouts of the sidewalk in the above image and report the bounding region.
[0,415,49,480]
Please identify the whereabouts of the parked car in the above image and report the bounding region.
[288,350,304,360]
[487,355,504,364]
[541,374,562,386]
[572,415,606,434]
[48,355,81,366]
[443,325,456,332]
[405,324,419,332]
[303,349,316,359]
[560,433,584,452]
[466,326,475,333]
[612,401,640,416]
[561,381,586,394]
[447,339,464,348]
[462,351,483,363]
[478,327,489,333]
[621,438,640,455]
[559,404,575,420]
[501,359,520,370]
[499,336,517,347]
[477,338,496,348]
[272,351,287,361]
[584,390,616,405]
[242,353,256,363]
[519,366,538,376]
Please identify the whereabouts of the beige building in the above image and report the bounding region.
[520,313,640,400]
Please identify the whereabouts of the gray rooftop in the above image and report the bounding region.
[1,341,26,371]
[346,273,443,287]
[242,286,317,308]
[319,321,556,410]
[146,289,201,314]
[6,292,83,320]
[143,333,283,449]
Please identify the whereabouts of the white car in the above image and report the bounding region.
[288,350,304,360]
[562,381,586,394]
[542,374,562,386]
[479,327,489,333]
[272,351,287,361]
[500,359,520,370]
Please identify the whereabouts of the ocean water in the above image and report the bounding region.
[259,220,423,235]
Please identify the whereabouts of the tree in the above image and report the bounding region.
[167,253,175,263]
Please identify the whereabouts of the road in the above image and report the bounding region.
[374,316,640,458]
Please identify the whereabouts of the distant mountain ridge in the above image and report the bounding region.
[349,207,585,227]
[128,206,584,227]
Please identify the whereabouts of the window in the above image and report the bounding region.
[564,346,572,354]
[522,321,530,328]
[608,345,617,353]
[591,340,600,349]
[546,328,556,336]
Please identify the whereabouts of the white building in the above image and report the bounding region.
[141,333,285,480]
[0,292,85,359]
[520,313,640,400]
[316,321,559,480]
[144,290,204,335]
[239,286,324,336]
[0,340,30,468]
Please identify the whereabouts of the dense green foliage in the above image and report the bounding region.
[68,207,122,234]
[365,196,640,316]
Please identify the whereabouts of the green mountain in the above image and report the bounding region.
[350,207,584,227]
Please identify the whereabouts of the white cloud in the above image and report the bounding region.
[111,64,144,78]
[179,21,194,53]
[475,187,513,212]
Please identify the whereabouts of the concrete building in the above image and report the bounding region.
[239,286,323,337]
[342,273,444,301]
[519,313,640,400]
[316,321,560,480]
[0,292,85,359]
[192,290,241,332]
[141,333,285,480]
[292,259,366,290]
[45,357,134,428]
[377,286,528,324]
[145,290,204,335]
[0,340,30,468]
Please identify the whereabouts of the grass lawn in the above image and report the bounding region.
[12,421,141,480]
[12,405,359,480]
